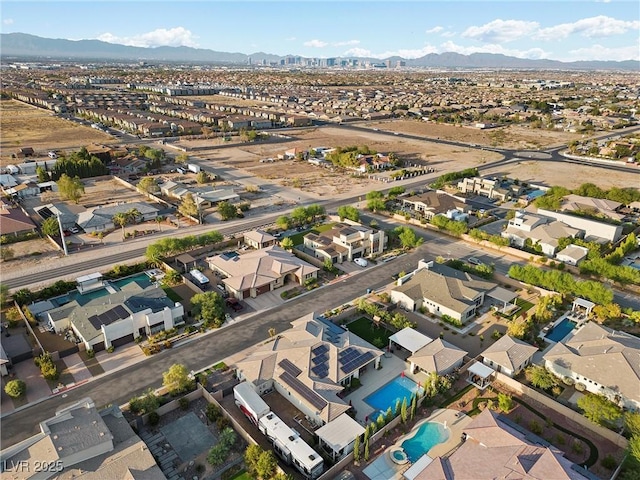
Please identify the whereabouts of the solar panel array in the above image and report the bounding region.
[311,353,329,365]
[312,344,329,356]
[338,347,357,365]
[278,359,302,377]
[340,351,375,374]
[280,371,327,410]
[316,317,346,344]
[88,305,130,329]
[311,364,329,378]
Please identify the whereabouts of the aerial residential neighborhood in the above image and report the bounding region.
[1,3,640,480]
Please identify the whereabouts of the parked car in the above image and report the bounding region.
[216,284,229,297]
[226,298,243,312]
[354,258,368,267]
[468,257,482,266]
[69,226,80,234]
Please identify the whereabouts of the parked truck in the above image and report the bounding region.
[187,163,201,174]
[233,382,270,426]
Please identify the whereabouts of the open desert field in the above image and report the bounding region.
[371,119,583,150]
[182,126,502,197]
[484,160,640,190]
[0,100,116,166]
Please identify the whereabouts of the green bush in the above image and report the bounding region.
[179,397,190,410]
[206,403,222,422]
[86,349,95,358]
[529,420,543,435]
[601,454,617,470]
[148,411,160,426]
[35,353,59,381]
[4,379,26,398]
[107,345,115,353]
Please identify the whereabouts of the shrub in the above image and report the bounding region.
[4,379,26,398]
[601,454,617,470]
[206,403,221,422]
[35,352,59,381]
[148,411,160,426]
[86,349,95,358]
[529,420,543,435]
[179,397,190,410]
[216,416,230,431]
[572,441,584,455]
[575,382,586,392]
[107,346,115,353]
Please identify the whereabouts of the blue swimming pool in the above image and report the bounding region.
[113,273,152,289]
[401,422,449,462]
[546,318,576,342]
[364,376,422,417]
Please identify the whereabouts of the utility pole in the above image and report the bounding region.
[56,213,68,256]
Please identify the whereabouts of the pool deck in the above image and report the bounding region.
[364,409,472,480]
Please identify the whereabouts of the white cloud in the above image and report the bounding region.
[3,18,14,25]
[566,44,640,61]
[425,26,443,34]
[536,16,640,40]
[96,27,198,48]
[333,40,360,47]
[303,39,328,48]
[462,19,540,43]
[441,31,457,38]
[285,37,296,41]
[343,47,372,57]
[440,41,550,59]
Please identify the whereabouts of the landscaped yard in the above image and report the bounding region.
[346,316,394,348]
[162,287,183,302]
[285,222,336,245]
[229,471,252,480]
[500,298,535,320]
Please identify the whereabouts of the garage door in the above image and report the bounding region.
[242,289,250,299]
[256,284,270,295]
[92,341,105,352]
[111,333,134,348]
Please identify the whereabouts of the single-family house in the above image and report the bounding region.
[481,335,538,377]
[560,194,624,221]
[235,312,382,426]
[408,337,467,376]
[407,409,591,480]
[457,177,524,201]
[77,202,159,233]
[544,322,640,411]
[391,260,496,323]
[244,230,277,249]
[0,200,37,237]
[44,282,183,352]
[0,398,164,480]
[207,246,319,299]
[503,211,583,256]
[401,191,467,220]
[303,223,387,264]
[537,208,623,243]
[34,203,83,230]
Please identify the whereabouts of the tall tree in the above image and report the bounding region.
[138,176,159,195]
[41,217,60,237]
[112,212,129,240]
[217,201,238,221]
[178,193,199,218]
[57,174,84,204]
[577,393,622,426]
[162,363,194,395]
[191,291,225,328]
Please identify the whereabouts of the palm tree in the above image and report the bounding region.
[125,208,141,225]
[112,212,128,240]
[155,215,165,232]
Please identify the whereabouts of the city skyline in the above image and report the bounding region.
[1,1,639,62]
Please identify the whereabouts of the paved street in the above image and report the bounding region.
[0,245,427,449]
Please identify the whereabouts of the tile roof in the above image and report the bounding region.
[481,335,537,372]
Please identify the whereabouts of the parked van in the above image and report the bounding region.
[48,151,58,159]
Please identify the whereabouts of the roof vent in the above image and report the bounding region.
[288,435,295,441]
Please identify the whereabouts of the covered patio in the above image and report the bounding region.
[175,253,197,273]
[466,361,495,390]
[571,297,595,316]
[487,287,518,315]
[316,413,365,461]
[388,327,433,359]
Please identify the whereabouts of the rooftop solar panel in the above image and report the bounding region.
[312,344,329,356]
[278,359,302,377]
[279,371,327,410]
[340,351,375,374]
[88,305,130,329]
[311,353,329,365]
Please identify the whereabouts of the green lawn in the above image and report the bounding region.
[162,287,183,302]
[501,298,536,320]
[346,317,393,347]
[285,222,336,245]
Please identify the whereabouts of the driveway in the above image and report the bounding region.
[96,343,146,375]
[12,360,52,404]
[62,353,92,383]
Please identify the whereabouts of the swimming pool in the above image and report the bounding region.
[546,318,576,342]
[401,421,449,462]
[113,273,153,289]
[364,376,422,417]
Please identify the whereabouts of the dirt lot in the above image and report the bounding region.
[182,126,500,198]
[484,159,640,190]
[373,119,583,150]
[0,100,116,166]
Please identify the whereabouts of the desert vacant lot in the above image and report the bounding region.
[372,119,583,150]
[0,100,115,166]
[183,126,501,197]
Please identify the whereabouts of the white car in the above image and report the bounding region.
[354,258,368,267]
[468,257,482,266]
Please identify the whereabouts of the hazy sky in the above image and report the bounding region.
[2,1,639,61]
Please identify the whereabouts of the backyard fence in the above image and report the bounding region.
[495,372,629,449]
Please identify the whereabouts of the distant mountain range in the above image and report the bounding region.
[2,32,639,71]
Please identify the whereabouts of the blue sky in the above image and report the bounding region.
[2,1,639,61]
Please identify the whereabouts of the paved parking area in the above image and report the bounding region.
[242,289,285,311]
[96,343,145,374]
